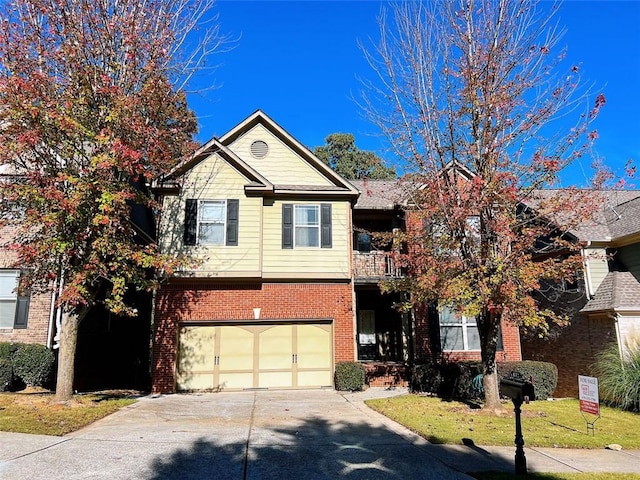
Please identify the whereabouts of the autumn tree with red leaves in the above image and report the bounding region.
[361,0,610,410]
[0,0,225,401]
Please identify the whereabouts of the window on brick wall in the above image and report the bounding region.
[0,269,30,329]
[439,306,503,352]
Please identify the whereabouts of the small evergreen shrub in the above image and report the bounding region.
[411,363,441,394]
[12,343,55,388]
[591,339,640,412]
[411,361,483,401]
[0,342,18,361]
[0,358,13,391]
[335,361,366,391]
[497,360,558,400]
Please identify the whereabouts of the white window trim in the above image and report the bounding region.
[440,308,480,351]
[197,199,227,246]
[294,204,320,248]
[0,270,19,329]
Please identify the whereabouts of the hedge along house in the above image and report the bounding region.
[151,111,360,393]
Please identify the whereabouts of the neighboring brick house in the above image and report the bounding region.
[522,191,640,397]
[0,224,56,348]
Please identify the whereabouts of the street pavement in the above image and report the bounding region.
[0,388,639,479]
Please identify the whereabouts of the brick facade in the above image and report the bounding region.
[152,281,355,393]
[521,314,615,397]
[413,303,522,364]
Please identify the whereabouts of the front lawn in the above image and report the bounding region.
[366,395,640,449]
[0,390,138,436]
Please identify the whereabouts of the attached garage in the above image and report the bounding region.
[176,322,333,391]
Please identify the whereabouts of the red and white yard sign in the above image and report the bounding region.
[578,375,600,415]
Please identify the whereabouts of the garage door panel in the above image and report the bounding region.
[218,372,254,390]
[177,373,215,391]
[178,326,215,371]
[297,370,332,387]
[296,324,331,369]
[259,371,293,388]
[259,325,293,370]
[218,326,254,370]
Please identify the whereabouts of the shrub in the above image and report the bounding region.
[335,361,366,391]
[497,361,558,400]
[0,358,13,391]
[0,342,18,361]
[411,363,441,394]
[12,343,55,388]
[411,361,483,401]
[591,339,640,412]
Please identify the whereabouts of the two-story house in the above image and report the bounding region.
[151,111,360,392]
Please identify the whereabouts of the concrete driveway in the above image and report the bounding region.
[0,389,473,479]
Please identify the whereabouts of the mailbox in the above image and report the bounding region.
[500,375,535,403]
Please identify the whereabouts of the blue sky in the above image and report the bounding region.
[188,1,640,187]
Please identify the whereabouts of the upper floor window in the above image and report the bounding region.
[282,203,332,249]
[0,269,29,329]
[183,199,239,247]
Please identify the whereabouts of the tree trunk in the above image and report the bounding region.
[54,310,86,402]
[477,309,505,412]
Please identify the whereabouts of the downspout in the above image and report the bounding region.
[612,312,625,360]
[581,242,594,298]
[46,277,58,349]
[52,271,65,349]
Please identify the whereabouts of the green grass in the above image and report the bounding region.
[366,395,640,448]
[0,391,137,436]
[471,473,640,480]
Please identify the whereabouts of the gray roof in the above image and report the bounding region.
[351,180,640,242]
[581,271,640,313]
[350,179,408,210]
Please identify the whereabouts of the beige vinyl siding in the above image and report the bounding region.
[159,153,262,275]
[585,247,609,296]
[262,199,350,278]
[617,244,640,278]
[617,315,640,356]
[227,124,334,187]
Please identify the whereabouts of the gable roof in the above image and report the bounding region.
[218,110,359,197]
[157,110,359,199]
[581,271,640,313]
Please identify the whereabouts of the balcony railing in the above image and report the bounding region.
[353,251,402,281]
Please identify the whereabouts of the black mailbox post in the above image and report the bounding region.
[500,373,535,475]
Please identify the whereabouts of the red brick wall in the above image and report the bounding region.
[413,302,522,364]
[521,314,616,398]
[152,281,355,393]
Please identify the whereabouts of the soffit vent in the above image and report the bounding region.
[250,140,269,159]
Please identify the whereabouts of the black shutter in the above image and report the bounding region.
[282,204,293,249]
[226,199,239,246]
[13,295,30,329]
[321,204,332,248]
[184,199,198,245]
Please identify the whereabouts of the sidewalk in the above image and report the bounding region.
[343,387,640,475]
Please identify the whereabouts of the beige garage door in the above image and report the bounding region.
[176,323,333,391]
